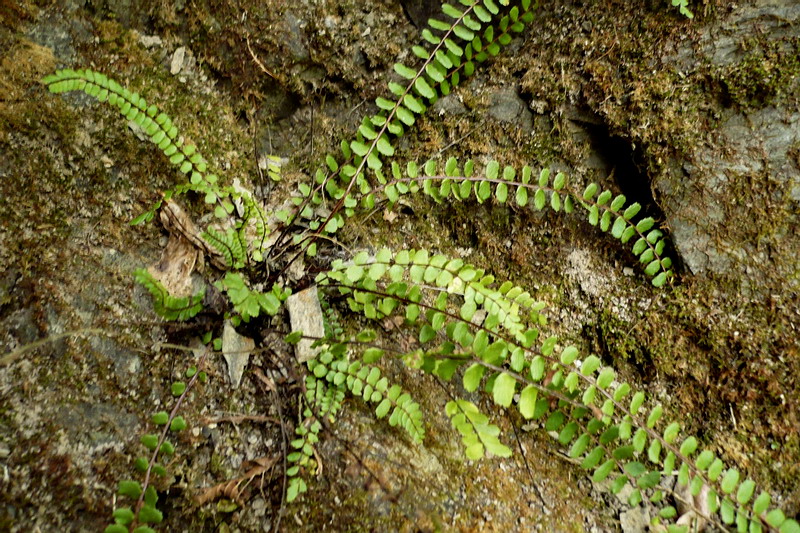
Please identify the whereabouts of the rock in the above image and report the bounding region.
[654,4,800,291]
[170,46,186,75]
[139,34,162,48]
[488,88,534,131]
[398,0,440,28]
[285,286,324,363]
[90,336,141,381]
[619,506,649,533]
[27,11,91,64]
[283,12,309,62]
[222,320,255,388]
[433,94,467,116]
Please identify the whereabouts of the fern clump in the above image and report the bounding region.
[42,69,225,221]
[316,248,796,532]
[278,0,539,257]
[671,0,693,19]
[215,272,288,322]
[363,159,674,286]
[40,0,800,531]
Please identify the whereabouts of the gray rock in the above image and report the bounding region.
[222,320,255,389]
[620,506,649,533]
[655,5,800,290]
[283,12,310,62]
[27,11,92,65]
[286,287,324,363]
[488,88,534,132]
[89,336,142,382]
[433,94,467,116]
[170,46,186,75]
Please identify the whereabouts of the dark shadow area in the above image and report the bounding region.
[572,116,663,221]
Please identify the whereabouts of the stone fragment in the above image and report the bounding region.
[285,286,324,363]
[488,88,533,131]
[171,46,185,75]
[222,320,255,388]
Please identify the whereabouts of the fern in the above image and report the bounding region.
[42,69,270,259]
[201,227,247,270]
[214,272,287,322]
[133,269,204,321]
[41,0,799,530]
[308,350,425,443]
[42,69,225,222]
[106,358,208,533]
[239,194,271,262]
[446,399,511,459]
[286,373,343,502]
[363,158,673,285]
[671,0,693,19]
[284,324,425,502]
[276,0,538,255]
[315,248,796,532]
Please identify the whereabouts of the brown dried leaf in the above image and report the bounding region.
[194,456,279,507]
[160,199,227,270]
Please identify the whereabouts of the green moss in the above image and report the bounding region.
[714,38,800,109]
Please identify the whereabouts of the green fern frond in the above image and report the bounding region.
[365,158,674,286]
[43,69,219,194]
[279,0,538,250]
[308,351,425,443]
[214,272,285,322]
[238,194,270,262]
[446,399,511,459]
[264,154,283,182]
[670,0,693,18]
[317,248,792,532]
[286,374,344,502]
[133,268,204,321]
[46,69,272,266]
[202,227,246,269]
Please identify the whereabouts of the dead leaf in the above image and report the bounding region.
[160,199,227,270]
[194,456,279,507]
[382,209,398,223]
[675,479,709,532]
[148,227,198,298]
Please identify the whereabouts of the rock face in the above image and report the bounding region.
[666,106,800,286]
[656,2,800,291]
[2,0,799,531]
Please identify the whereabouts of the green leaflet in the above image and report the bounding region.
[492,372,516,407]
[133,269,204,321]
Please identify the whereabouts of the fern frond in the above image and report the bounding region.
[446,399,511,459]
[308,351,425,443]
[365,158,674,286]
[670,0,693,18]
[214,272,285,322]
[276,0,539,254]
[286,333,427,504]
[202,227,246,269]
[316,248,793,532]
[43,69,219,193]
[133,268,204,321]
[286,374,344,502]
[238,194,270,262]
